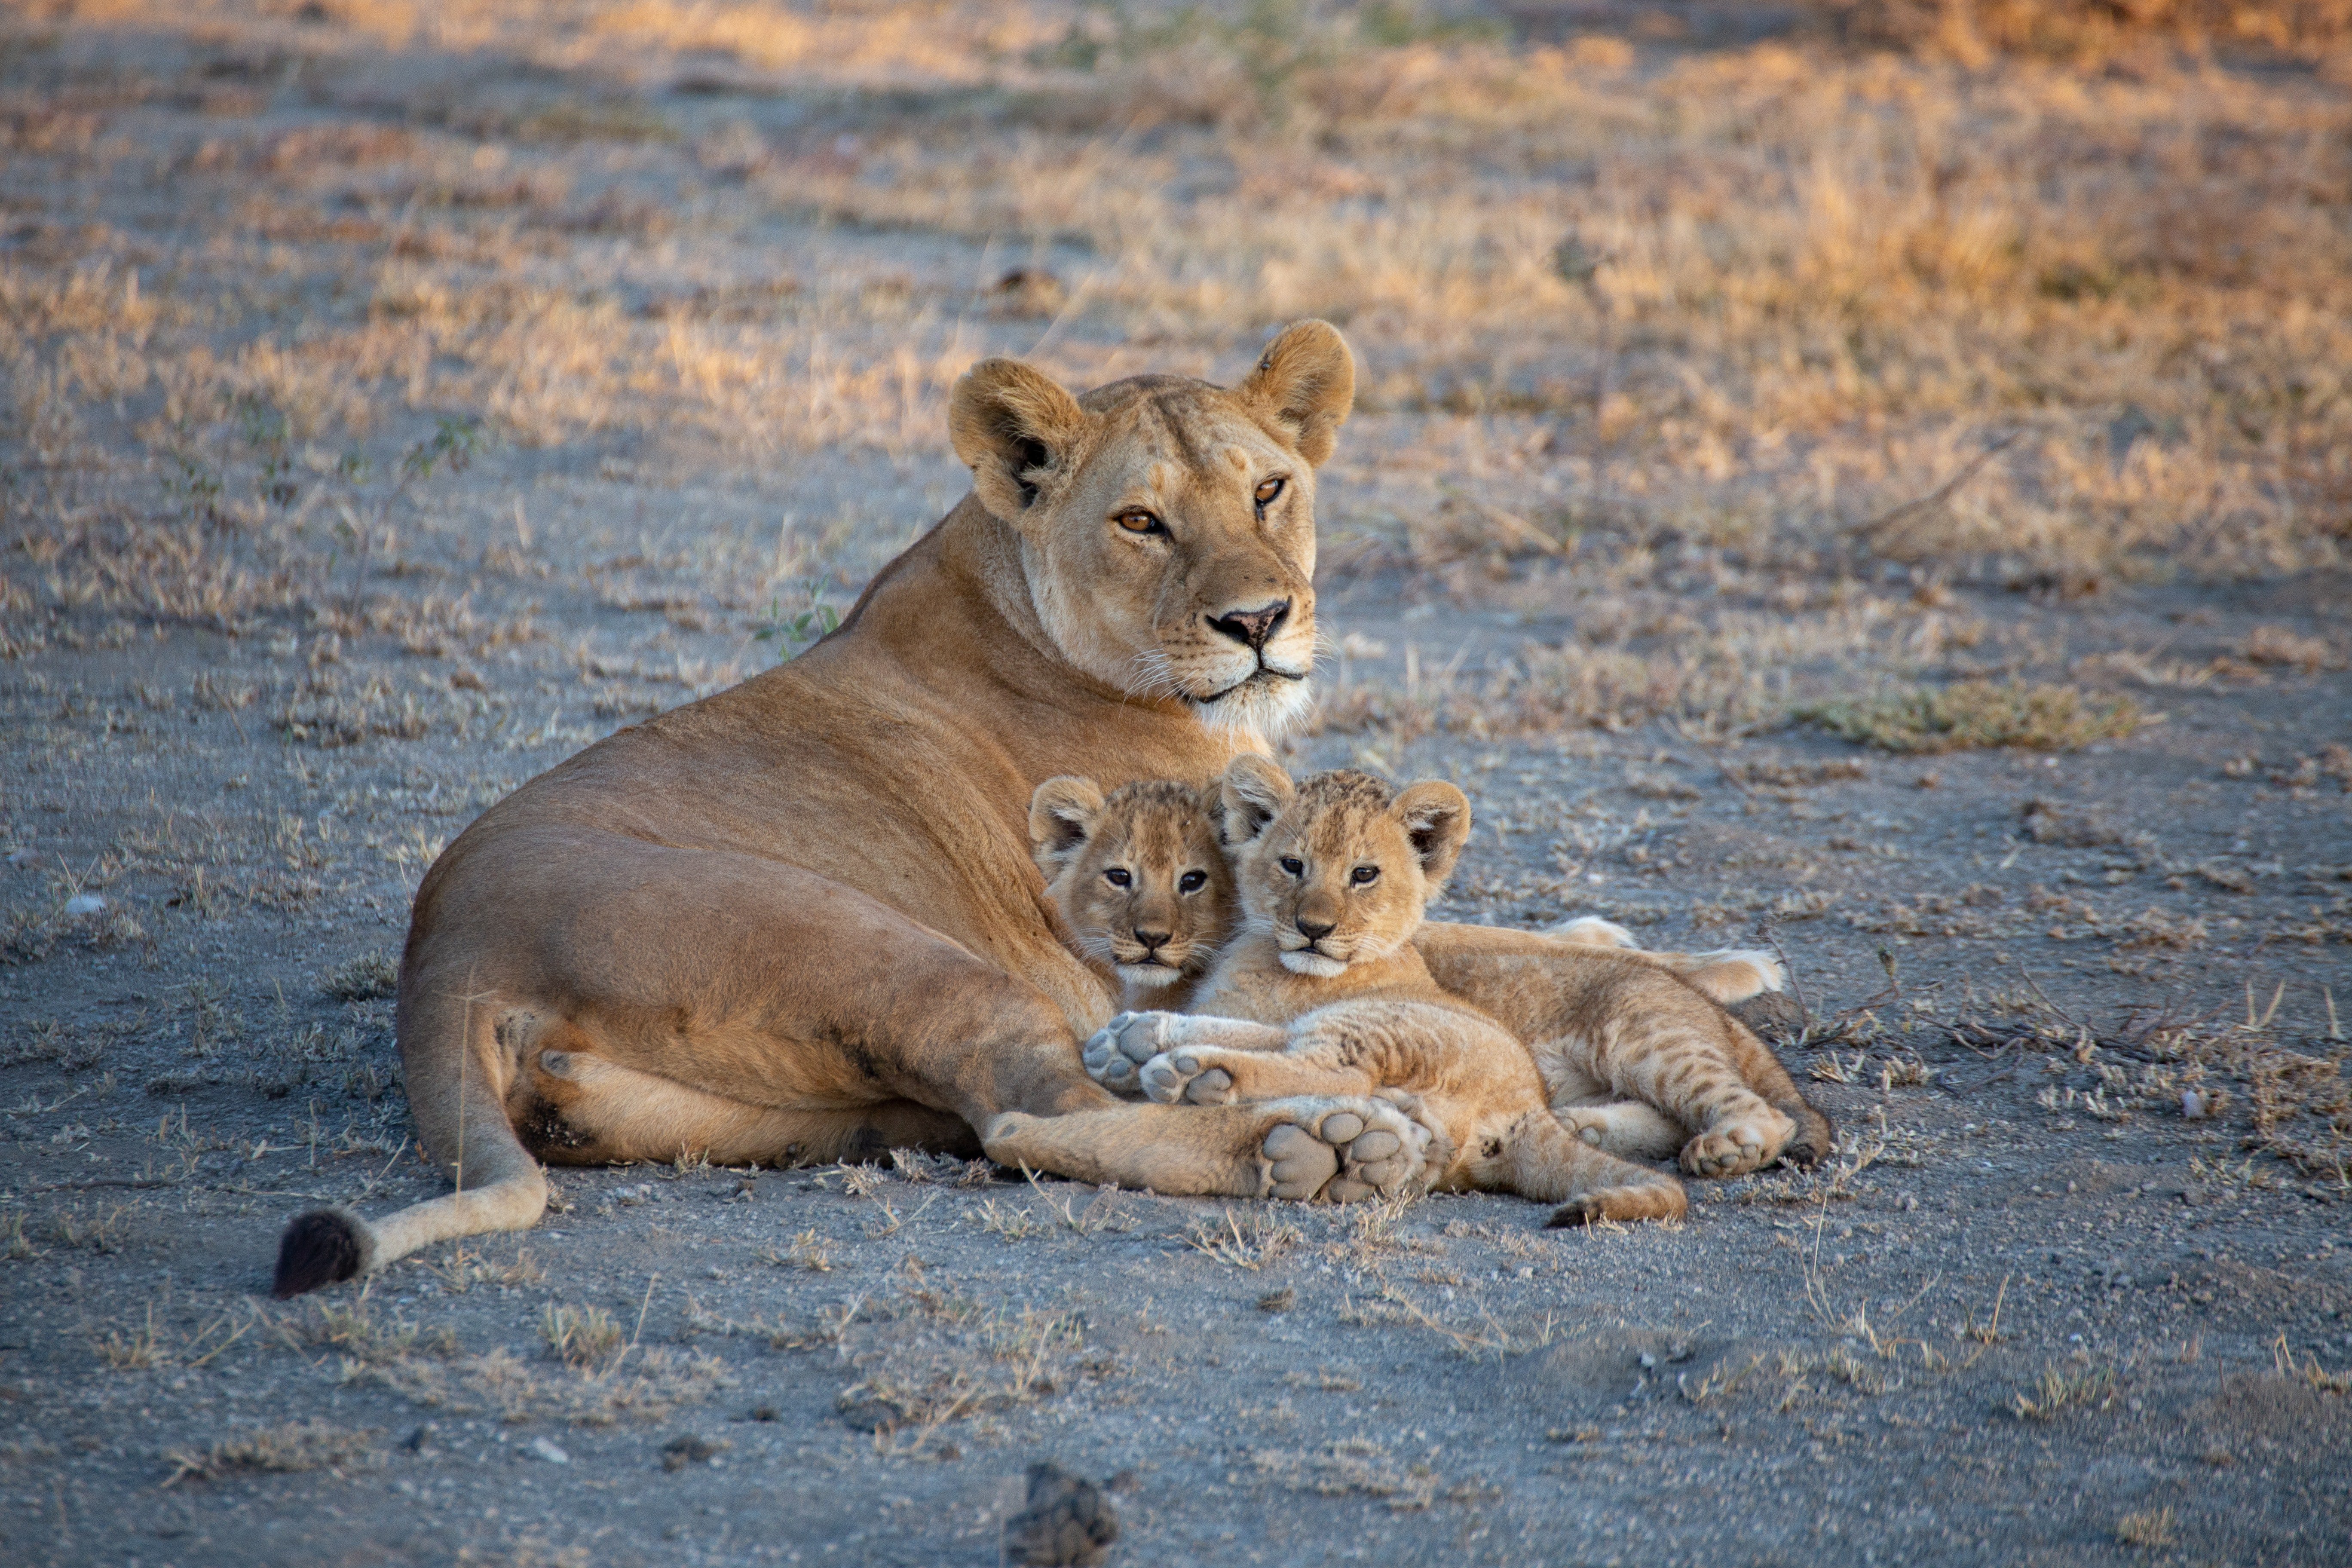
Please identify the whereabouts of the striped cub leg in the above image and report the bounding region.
[1567,1006,1796,1178]
[1473,1110,1687,1225]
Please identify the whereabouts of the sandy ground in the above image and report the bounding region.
[4,4,2350,1564]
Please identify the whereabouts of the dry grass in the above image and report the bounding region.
[1182,1207,1302,1270]
[542,1304,625,1368]
[2011,1357,2120,1419]
[2115,1505,2178,1550]
[4,1,2350,657]
[1801,680,2144,753]
[163,1418,380,1485]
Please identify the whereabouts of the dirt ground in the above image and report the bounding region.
[3,3,2350,1564]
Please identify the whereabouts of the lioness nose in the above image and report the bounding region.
[1133,927,1170,951]
[1295,916,1336,943]
[1207,599,1290,652]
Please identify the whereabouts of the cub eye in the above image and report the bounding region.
[1279,856,1304,877]
[1350,865,1380,886]
[1178,870,1208,893]
[1103,867,1132,888]
[1115,510,1164,536]
[1253,477,1285,517]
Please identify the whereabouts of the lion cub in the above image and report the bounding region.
[1030,775,1237,1012]
[1087,759,1692,1222]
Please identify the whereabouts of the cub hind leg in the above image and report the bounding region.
[1550,1097,1685,1162]
[1470,1110,1687,1225]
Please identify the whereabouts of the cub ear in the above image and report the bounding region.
[1239,320,1355,469]
[1389,780,1471,892]
[1029,775,1105,876]
[949,359,1091,524]
[1218,754,1295,846]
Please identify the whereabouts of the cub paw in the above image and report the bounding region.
[1545,1171,1688,1227]
[1138,1051,1234,1106]
[1081,1011,1179,1093]
[1678,1105,1797,1178]
[1257,1101,1431,1203]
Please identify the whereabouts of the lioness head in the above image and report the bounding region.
[1219,756,1470,979]
[948,321,1354,738]
[1030,775,1238,992]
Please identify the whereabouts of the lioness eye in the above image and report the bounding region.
[1350,865,1380,886]
[1104,867,1132,887]
[1279,856,1304,877]
[1115,510,1163,536]
[1253,477,1284,517]
[1179,870,1207,893]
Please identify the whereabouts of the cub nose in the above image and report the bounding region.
[1207,599,1290,652]
[1295,916,1335,943]
[1132,927,1171,952]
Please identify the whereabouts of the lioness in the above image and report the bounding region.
[274,321,1827,1295]
[1044,768,1795,1175]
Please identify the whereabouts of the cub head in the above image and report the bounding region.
[1218,756,1471,979]
[1030,775,1238,992]
[948,320,1354,739]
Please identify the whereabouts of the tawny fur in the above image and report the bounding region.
[1095,760,1695,1222]
[1058,771,1824,1191]
[1029,777,1238,1012]
[275,321,1822,1294]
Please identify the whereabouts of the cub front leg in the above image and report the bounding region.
[1081,1011,1290,1093]
[1138,1041,1373,1108]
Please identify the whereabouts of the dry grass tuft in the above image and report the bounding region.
[1182,1207,1301,1270]
[1802,681,2142,753]
[2116,1505,2178,1549]
[321,951,400,1002]
[542,1304,625,1368]
[163,1419,379,1485]
[2011,1359,2119,1419]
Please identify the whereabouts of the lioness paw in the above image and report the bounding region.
[1679,1105,1797,1178]
[1255,1100,1431,1203]
[1081,1011,1179,1093]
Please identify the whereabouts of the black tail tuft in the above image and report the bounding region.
[1779,1101,1837,1169]
[273,1208,367,1298]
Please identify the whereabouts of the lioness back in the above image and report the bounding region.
[1030,775,1237,1012]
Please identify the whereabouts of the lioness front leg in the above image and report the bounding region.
[983,1096,1432,1202]
[1082,1011,1289,1094]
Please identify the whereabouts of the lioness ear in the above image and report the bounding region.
[949,359,1090,524]
[1218,754,1295,846]
[1240,320,1355,469]
[1029,775,1105,875]
[1390,780,1471,891]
